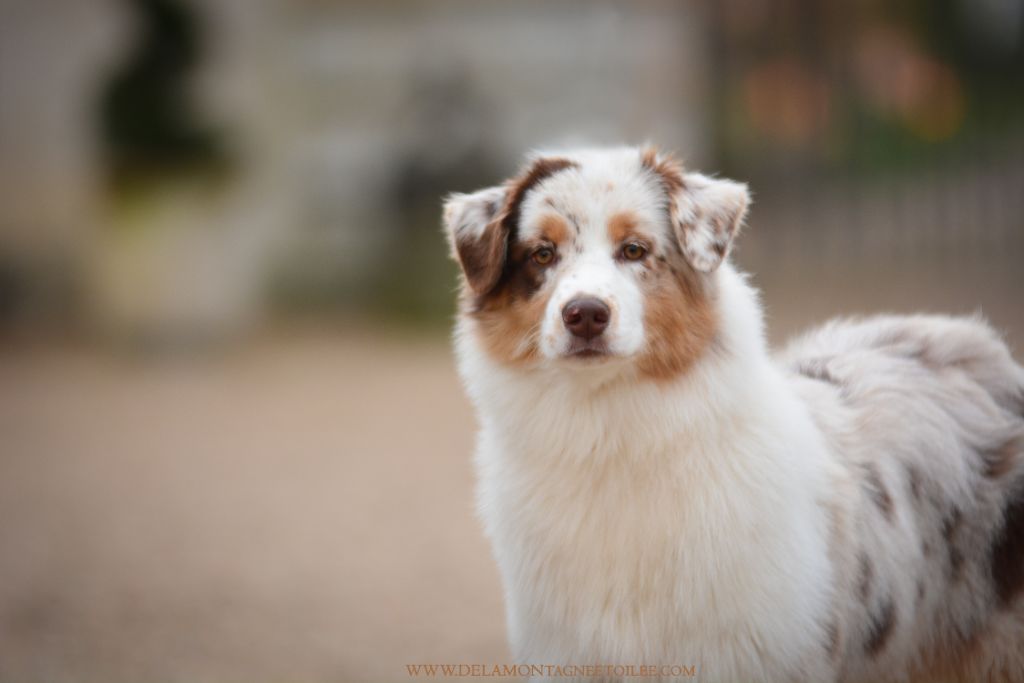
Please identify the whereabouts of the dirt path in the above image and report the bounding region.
[0,332,508,683]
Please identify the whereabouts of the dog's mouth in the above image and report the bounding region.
[564,339,611,360]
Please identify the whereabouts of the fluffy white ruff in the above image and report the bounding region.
[455,265,838,682]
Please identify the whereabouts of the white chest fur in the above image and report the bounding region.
[456,270,839,682]
[463,356,833,679]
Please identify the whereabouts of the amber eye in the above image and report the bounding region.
[622,242,648,261]
[532,246,555,266]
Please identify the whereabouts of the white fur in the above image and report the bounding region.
[457,266,837,681]
[446,146,1024,683]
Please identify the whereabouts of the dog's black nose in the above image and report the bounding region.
[562,298,610,340]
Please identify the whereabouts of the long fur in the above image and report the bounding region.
[444,146,1024,682]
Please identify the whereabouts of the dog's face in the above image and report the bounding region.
[443,147,750,380]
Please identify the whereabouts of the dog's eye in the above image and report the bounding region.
[532,246,555,266]
[621,242,648,261]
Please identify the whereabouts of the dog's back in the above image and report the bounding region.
[781,314,1024,682]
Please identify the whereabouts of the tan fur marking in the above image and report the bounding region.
[538,214,571,246]
[640,146,686,196]
[465,286,552,367]
[465,234,561,367]
[461,156,577,364]
[607,211,642,245]
[640,146,695,260]
[636,260,717,382]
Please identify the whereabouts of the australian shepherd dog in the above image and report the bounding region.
[442,146,1024,682]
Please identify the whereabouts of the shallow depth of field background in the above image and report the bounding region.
[1,1,1022,681]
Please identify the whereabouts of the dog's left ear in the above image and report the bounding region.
[672,172,750,273]
[442,186,509,294]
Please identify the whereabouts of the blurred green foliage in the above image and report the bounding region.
[98,0,230,201]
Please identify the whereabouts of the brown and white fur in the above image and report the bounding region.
[442,146,1024,682]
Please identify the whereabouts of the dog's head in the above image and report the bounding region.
[443,146,749,380]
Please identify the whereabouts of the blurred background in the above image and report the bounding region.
[0,0,1021,681]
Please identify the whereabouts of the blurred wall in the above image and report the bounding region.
[272,0,710,321]
[4,0,1019,342]
[0,0,125,326]
[0,0,712,339]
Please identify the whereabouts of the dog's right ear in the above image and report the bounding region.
[641,147,749,273]
[442,186,509,295]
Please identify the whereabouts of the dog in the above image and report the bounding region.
[442,146,1024,682]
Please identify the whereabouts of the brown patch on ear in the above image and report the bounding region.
[538,214,571,246]
[444,187,507,294]
[607,211,641,245]
[452,157,576,297]
[635,258,717,381]
[641,147,749,273]
[454,222,508,294]
[470,156,574,298]
[640,146,686,196]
